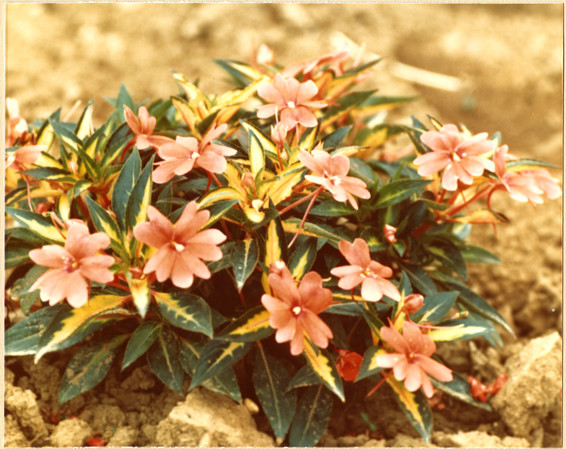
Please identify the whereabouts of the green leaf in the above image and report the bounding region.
[190,340,252,389]
[21,167,76,183]
[49,119,83,153]
[309,201,357,217]
[197,186,244,209]
[303,338,344,402]
[426,238,467,280]
[100,123,131,168]
[5,305,64,356]
[322,126,352,149]
[208,241,235,273]
[36,295,126,361]
[412,291,459,324]
[506,157,559,171]
[59,334,127,404]
[8,265,48,315]
[349,157,378,188]
[178,338,242,403]
[356,346,386,381]
[154,291,213,337]
[85,196,128,260]
[262,216,287,291]
[288,385,334,447]
[125,154,154,232]
[387,376,433,443]
[147,326,185,394]
[253,350,297,440]
[398,264,438,296]
[431,371,492,412]
[111,149,141,229]
[288,237,318,279]
[428,317,498,342]
[75,100,94,141]
[122,321,163,370]
[287,363,321,391]
[214,59,265,86]
[6,208,65,244]
[282,218,350,244]
[375,179,430,208]
[248,129,265,177]
[231,238,259,291]
[437,277,512,334]
[216,306,273,342]
[461,245,501,265]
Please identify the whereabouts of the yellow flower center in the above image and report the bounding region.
[287,101,296,109]
[171,242,185,252]
[452,152,462,162]
[291,306,302,316]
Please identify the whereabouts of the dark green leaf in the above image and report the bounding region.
[122,321,162,370]
[287,363,321,391]
[412,291,459,324]
[111,148,141,230]
[59,335,127,404]
[21,167,75,182]
[288,237,318,279]
[426,239,467,280]
[375,179,430,208]
[125,154,154,232]
[303,338,344,402]
[85,196,128,260]
[387,377,433,443]
[216,306,273,342]
[147,326,185,394]
[190,340,252,389]
[253,350,297,440]
[6,208,65,244]
[154,291,213,337]
[231,239,260,291]
[5,305,64,356]
[322,126,352,149]
[8,265,48,315]
[288,385,333,447]
[398,263,438,296]
[461,245,502,265]
[356,346,385,381]
[178,338,242,403]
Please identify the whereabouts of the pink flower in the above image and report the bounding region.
[257,74,327,129]
[133,203,226,288]
[6,98,29,146]
[282,49,350,79]
[5,145,46,169]
[330,238,401,302]
[493,145,561,204]
[29,222,115,308]
[261,261,333,355]
[298,148,371,210]
[376,321,453,398]
[383,224,398,243]
[255,43,275,66]
[124,105,174,150]
[153,124,237,183]
[414,124,496,191]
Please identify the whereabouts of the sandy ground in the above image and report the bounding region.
[4,3,564,447]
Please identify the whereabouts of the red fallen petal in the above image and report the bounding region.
[485,373,508,395]
[467,376,488,402]
[87,436,107,447]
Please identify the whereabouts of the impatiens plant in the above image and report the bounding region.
[5,44,561,445]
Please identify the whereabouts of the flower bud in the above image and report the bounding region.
[335,350,363,382]
[383,224,398,243]
[403,293,424,315]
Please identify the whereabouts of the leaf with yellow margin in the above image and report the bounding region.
[386,376,433,442]
[303,338,345,402]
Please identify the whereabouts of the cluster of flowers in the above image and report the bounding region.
[5,43,561,444]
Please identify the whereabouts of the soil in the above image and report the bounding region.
[4,3,563,448]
